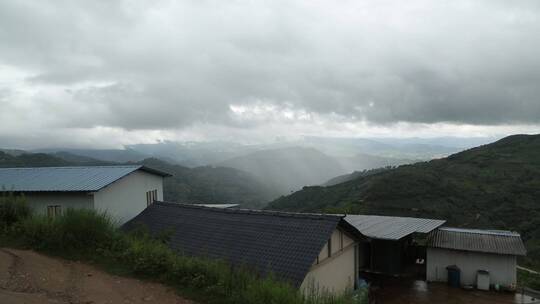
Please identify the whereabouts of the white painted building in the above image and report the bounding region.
[300,227,359,294]
[426,227,527,288]
[0,166,170,225]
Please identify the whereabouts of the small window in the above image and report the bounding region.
[47,205,62,218]
[327,238,332,257]
[146,189,158,206]
[340,230,344,250]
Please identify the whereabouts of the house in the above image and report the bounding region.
[0,165,171,224]
[426,227,527,288]
[122,202,365,294]
[345,215,445,275]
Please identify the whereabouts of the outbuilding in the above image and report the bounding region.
[345,214,445,276]
[426,227,527,288]
[0,165,171,224]
[123,202,365,295]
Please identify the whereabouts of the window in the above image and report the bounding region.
[146,189,158,206]
[327,238,332,258]
[47,205,62,218]
[340,230,344,251]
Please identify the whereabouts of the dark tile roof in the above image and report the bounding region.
[427,227,527,256]
[123,202,360,287]
[0,165,171,192]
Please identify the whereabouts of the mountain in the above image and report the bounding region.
[0,150,274,208]
[127,141,258,167]
[301,136,495,159]
[0,151,73,167]
[218,146,414,195]
[33,148,149,163]
[218,147,347,195]
[336,153,414,172]
[267,134,540,267]
[323,167,394,186]
[139,158,276,208]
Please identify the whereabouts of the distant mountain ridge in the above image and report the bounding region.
[267,134,540,267]
[217,146,413,195]
[33,148,149,163]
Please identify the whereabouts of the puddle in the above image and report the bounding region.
[373,279,539,304]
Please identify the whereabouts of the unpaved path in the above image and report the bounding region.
[0,248,194,304]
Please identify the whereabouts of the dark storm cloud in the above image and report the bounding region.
[1,0,540,136]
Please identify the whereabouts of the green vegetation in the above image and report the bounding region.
[0,151,73,167]
[0,194,367,304]
[140,158,277,208]
[0,192,30,230]
[268,134,540,269]
[518,269,540,291]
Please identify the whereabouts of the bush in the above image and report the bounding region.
[518,269,540,290]
[18,208,116,255]
[0,192,30,229]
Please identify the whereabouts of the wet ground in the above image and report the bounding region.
[374,279,540,304]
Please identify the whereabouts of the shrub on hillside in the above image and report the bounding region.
[19,209,117,255]
[0,192,30,229]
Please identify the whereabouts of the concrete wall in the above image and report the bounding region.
[93,170,164,225]
[426,248,517,287]
[301,228,358,295]
[24,192,94,215]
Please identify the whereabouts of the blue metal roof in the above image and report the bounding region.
[0,165,170,192]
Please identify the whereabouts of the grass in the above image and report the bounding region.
[0,193,367,304]
[518,269,540,291]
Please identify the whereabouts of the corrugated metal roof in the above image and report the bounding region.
[345,214,446,240]
[427,227,527,256]
[0,165,170,192]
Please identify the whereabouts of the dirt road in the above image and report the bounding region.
[0,248,194,304]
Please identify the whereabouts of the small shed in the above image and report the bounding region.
[426,227,527,288]
[345,215,445,275]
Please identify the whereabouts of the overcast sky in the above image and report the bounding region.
[1,0,540,149]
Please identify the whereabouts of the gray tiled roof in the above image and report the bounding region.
[427,227,527,256]
[122,202,360,287]
[345,214,445,240]
[0,165,170,192]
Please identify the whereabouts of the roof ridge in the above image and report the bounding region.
[440,227,520,236]
[155,201,343,220]
[347,214,444,221]
[0,165,142,170]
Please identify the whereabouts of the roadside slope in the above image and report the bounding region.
[0,248,192,304]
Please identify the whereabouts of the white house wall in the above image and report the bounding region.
[24,192,94,215]
[93,170,163,225]
[301,229,358,295]
[426,248,517,287]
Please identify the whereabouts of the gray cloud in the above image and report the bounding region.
[1,0,540,147]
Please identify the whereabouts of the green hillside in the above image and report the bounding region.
[139,158,276,208]
[268,134,540,267]
[0,151,74,167]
